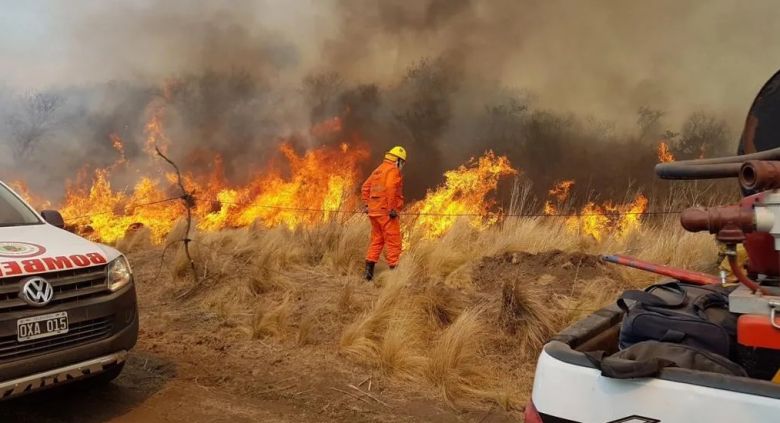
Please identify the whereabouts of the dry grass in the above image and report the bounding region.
[499,280,558,353]
[253,294,292,339]
[141,206,718,411]
[425,308,495,403]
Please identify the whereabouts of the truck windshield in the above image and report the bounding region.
[0,184,41,226]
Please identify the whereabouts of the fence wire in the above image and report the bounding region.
[67,195,186,222]
[63,195,682,223]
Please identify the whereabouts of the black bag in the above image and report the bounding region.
[618,281,737,358]
[586,341,748,379]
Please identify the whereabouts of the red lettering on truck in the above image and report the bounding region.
[86,253,107,265]
[43,256,74,271]
[69,255,90,267]
[1,261,22,276]
[21,259,45,273]
[0,252,107,278]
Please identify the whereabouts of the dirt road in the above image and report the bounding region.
[2,350,511,422]
[2,319,512,423]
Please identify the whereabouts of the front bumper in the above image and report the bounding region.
[0,351,127,399]
[0,283,138,389]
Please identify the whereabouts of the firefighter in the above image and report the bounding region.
[361,146,406,281]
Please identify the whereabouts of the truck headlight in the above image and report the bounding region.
[107,256,133,292]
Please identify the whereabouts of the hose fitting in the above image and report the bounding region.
[680,206,756,242]
[739,160,780,192]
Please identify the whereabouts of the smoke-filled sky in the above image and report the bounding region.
[2,0,779,126]
[1,0,779,202]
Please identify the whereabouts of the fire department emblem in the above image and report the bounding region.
[0,242,47,258]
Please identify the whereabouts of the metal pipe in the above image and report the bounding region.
[602,254,721,285]
[655,146,780,180]
[655,163,743,180]
[739,160,780,191]
[680,206,756,235]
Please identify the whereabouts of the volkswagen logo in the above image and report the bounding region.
[19,277,54,307]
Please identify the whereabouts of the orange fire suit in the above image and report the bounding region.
[362,159,404,266]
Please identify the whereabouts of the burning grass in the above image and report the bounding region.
[126,207,717,413]
[13,116,726,412]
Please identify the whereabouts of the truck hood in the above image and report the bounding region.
[0,224,119,278]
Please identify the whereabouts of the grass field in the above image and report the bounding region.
[120,206,719,413]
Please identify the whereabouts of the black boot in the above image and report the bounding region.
[364,261,376,281]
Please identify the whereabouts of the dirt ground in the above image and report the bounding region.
[0,251,524,423]
[474,249,619,293]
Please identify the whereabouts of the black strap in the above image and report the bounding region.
[585,350,677,378]
[678,282,733,296]
[645,282,689,305]
[692,292,728,313]
[660,329,686,343]
[617,285,686,312]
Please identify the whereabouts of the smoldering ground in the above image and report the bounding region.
[0,0,776,203]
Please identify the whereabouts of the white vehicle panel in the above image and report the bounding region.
[0,181,120,278]
[532,349,780,422]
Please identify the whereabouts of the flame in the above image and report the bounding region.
[543,180,574,215]
[229,142,369,230]
[55,139,369,243]
[9,78,652,247]
[12,80,376,243]
[109,133,128,169]
[543,181,648,241]
[32,79,371,244]
[564,195,649,241]
[143,80,177,156]
[144,106,168,155]
[657,141,675,163]
[32,144,518,244]
[411,151,517,239]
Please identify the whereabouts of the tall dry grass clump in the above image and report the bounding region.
[499,281,558,354]
[323,215,369,274]
[424,308,497,404]
[115,225,154,253]
[339,260,421,374]
[253,294,292,339]
[339,258,516,406]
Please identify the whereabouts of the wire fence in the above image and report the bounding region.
[67,195,187,221]
[64,194,682,223]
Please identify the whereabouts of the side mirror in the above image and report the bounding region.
[40,210,65,229]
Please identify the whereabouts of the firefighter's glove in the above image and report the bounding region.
[389,209,399,219]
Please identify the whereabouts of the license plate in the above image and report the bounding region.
[17,312,69,342]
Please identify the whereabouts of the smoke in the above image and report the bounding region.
[0,0,777,202]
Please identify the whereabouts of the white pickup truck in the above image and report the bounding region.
[525,304,780,422]
[0,181,137,399]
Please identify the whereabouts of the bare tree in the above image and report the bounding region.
[390,58,458,198]
[303,71,344,121]
[483,94,529,145]
[7,91,64,158]
[636,106,665,143]
[394,58,456,145]
[677,112,730,159]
